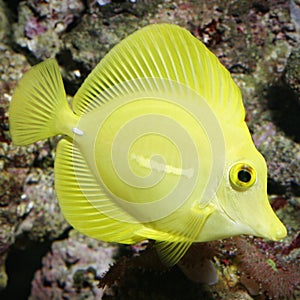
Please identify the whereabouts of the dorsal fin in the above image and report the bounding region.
[72,24,244,123]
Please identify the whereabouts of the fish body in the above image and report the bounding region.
[9,24,287,265]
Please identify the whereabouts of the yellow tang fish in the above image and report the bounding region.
[9,24,287,266]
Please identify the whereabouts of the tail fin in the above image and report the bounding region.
[9,59,73,146]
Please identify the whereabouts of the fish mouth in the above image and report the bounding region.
[250,201,287,241]
[254,223,287,241]
[200,208,287,242]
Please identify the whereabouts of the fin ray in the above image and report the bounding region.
[140,205,214,266]
[155,241,193,267]
[55,138,145,244]
[72,24,244,122]
[56,139,214,266]
[9,59,76,145]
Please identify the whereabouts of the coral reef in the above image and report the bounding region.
[284,48,300,100]
[0,0,299,299]
[13,0,85,60]
[0,0,10,44]
[229,237,300,299]
[29,230,118,300]
[100,243,217,300]
[16,168,69,242]
[98,237,299,299]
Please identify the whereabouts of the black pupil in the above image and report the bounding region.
[238,170,251,183]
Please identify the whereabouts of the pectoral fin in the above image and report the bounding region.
[153,205,215,266]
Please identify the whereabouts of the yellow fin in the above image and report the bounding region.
[155,241,193,267]
[55,138,144,244]
[72,24,244,122]
[9,59,76,145]
[55,137,214,264]
[139,205,214,266]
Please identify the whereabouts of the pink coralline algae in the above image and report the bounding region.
[29,230,118,300]
[25,17,47,39]
[26,0,85,33]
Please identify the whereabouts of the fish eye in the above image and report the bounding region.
[229,163,256,190]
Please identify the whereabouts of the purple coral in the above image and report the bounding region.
[25,17,47,39]
[29,230,117,300]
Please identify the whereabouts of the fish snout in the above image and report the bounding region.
[264,220,287,241]
[252,208,287,241]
